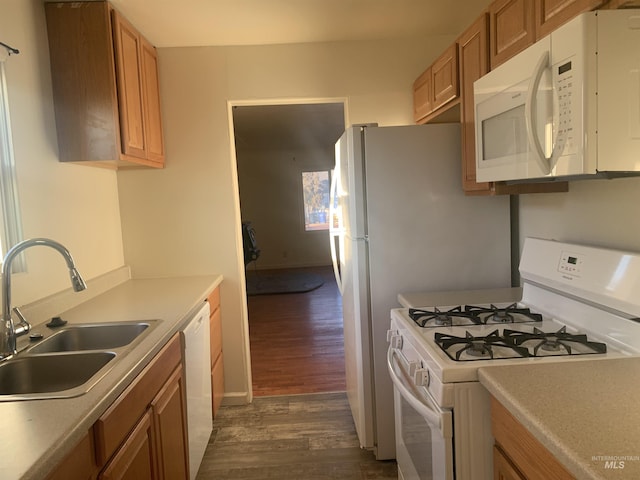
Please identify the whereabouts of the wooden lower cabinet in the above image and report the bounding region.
[94,333,189,479]
[494,445,526,480]
[491,396,575,479]
[46,430,97,480]
[208,286,225,418]
[151,367,189,479]
[98,411,156,480]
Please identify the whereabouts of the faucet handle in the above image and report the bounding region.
[12,307,31,336]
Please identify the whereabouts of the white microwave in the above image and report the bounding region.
[474,10,640,183]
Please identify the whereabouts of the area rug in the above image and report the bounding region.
[246,270,324,296]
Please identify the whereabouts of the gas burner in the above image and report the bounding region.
[464,303,543,324]
[434,330,530,361]
[504,326,607,357]
[409,307,481,327]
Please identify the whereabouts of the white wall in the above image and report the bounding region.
[237,146,335,269]
[117,36,454,402]
[518,177,640,253]
[1,0,124,310]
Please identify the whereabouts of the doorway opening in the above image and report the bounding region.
[232,100,347,396]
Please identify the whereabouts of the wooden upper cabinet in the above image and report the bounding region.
[44,1,165,169]
[458,14,494,195]
[535,0,605,37]
[413,67,433,123]
[413,44,460,124]
[432,44,459,111]
[489,0,536,68]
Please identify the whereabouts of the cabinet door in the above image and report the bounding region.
[112,9,146,160]
[98,411,156,480]
[151,366,190,480]
[493,446,526,480]
[535,0,603,38]
[212,354,225,418]
[458,14,494,195]
[413,67,433,123]
[46,431,97,480]
[489,0,536,68]
[432,44,459,111]
[140,36,165,165]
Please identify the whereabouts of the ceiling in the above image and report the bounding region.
[232,103,345,151]
[109,0,492,48]
[107,0,491,150]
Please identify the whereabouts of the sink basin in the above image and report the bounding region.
[28,322,151,354]
[0,351,116,399]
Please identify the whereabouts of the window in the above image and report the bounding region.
[0,45,24,267]
[302,170,330,231]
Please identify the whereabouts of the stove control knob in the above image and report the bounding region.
[390,335,403,349]
[407,361,420,377]
[414,368,430,387]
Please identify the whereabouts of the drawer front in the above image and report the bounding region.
[95,333,181,466]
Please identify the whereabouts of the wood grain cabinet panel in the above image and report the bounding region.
[46,430,97,480]
[413,67,433,123]
[432,44,459,111]
[535,0,605,37]
[494,446,526,480]
[98,411,156,480]
[458,14,495,195]
[491,396,576,479]
[208,286,225,418]
[489,0,536,68]
[44,1,164,169]
[151,367,189,480]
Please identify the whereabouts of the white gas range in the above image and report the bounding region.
[387,237,640,480]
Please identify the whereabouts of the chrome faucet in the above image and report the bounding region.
[1,238,87,360]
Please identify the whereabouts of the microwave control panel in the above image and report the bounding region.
[553,56,578,156]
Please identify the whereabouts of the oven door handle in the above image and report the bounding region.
[387,345,450,436]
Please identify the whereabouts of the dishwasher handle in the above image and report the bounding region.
[387,344,451,437]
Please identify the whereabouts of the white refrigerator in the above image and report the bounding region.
[329,124,512,460]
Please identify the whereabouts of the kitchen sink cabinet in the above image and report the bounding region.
[95,333,189,479]
[45,430,97,480]
[44,1,164,169]
[208,286,225,418]
[491,396,575,480]
[98,411,156,480]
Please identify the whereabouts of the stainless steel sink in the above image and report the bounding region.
[0,351,116,400]
[28,322,152,354]
[0,319,160,401]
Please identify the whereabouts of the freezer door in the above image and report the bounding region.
[337,127,367,239]
[341,233,375,450]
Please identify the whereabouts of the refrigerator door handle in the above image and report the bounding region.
[329,168,344,294]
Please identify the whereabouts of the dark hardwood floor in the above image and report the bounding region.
[247,265,346,396]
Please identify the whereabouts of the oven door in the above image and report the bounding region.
[387,345,453,480]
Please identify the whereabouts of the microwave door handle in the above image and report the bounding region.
[525,51,552,175]
[329,168,343,294]
[387,344,447,434]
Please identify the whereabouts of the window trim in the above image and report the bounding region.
[0,52,24,270]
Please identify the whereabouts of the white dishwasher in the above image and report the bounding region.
[182,301,213,479]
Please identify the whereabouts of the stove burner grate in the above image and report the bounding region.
[434,330,530,361]
[464,303,543,324]
[504,326,607,356]
[409,306,481,327]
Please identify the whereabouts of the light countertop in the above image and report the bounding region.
[0,274,222,480]
[479,358,640,479]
